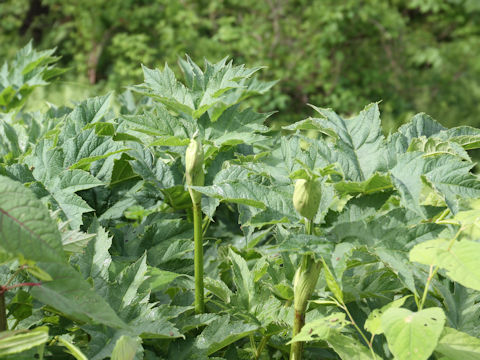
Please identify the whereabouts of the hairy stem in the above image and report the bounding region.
[290,218,321,360]
[193,200,205,314]
[290,310,306,360]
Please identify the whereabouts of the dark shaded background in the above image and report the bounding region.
[2,0,480,130]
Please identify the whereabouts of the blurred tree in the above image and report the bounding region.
[2,0,480,130]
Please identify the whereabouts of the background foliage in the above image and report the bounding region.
[1,0,480,129]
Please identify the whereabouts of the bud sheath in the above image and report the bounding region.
[185,137,204,204]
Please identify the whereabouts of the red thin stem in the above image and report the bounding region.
[0,282,42,294]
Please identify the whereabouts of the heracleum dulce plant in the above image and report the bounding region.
[2,43,480,359]
[290,177,322,360]
[185,134,205,314]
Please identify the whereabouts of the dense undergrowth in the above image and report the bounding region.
[1,44,480,360]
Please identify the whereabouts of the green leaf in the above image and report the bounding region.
[381,307,446,360]
[111,335,141,360]
[438,126,480,150]
[31,262,127,329]
[364,296,411,335]
[50,191,94,229]
[328,333,374,360]
[60,94,114,140]
[204,277,232,304]
[308,103,386,181]
[194,315,258,355]
[136,63,195,117]
[397,113,446,145]
[0,326,49,356]
[205,106,269,147]
[140,267,183,293]
[121,103,195,143]
[391,153,480,216]
[136,57,269,121]
[63,129,126,170]
[334,173,392,196]
[322,258,343,303]
[274,234,334,258]
[435,327,480,360]
[410,238,480,291]
[71,219,112,291]
[0,42,62,112]
[0,176,65,263]
[407,136,470,160]
[193,181,298,227]
[289,313,348,344]
[108,254,148,310]
[53,169,103,193]
[229,249,254,310]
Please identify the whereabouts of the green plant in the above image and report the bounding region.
[290,177,322,360]
[185,134,206,313]
[1,43,480,360]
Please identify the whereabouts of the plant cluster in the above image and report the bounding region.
[1,44,480,359]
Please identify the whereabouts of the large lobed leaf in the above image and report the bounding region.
[0,176,64,263]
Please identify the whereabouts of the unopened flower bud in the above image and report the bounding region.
[185,137,204,204]
[293,179,321,220]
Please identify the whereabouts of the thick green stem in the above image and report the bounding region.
[0,290,6,331]
[290,219,321,360]
[193,200,205,314]
[305,219,314,236]
[290,310,306,360]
